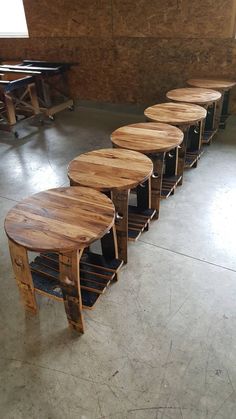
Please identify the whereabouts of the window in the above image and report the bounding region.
[0,0,29,38]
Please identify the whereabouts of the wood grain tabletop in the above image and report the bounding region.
[187,79,236,91]
[111,122,184,153]
[166,87,221,104]
[5,187,115,252]
[68,148,153,191]
[144,102,207,125]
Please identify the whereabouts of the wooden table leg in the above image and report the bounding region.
[205,103,214,131]
[215,95,222,128]
[28,83,40,115]
[112,189,129,264]
[150,153,164,219]
[220,90,230,128]
[186,121,204,169]
[188,124,200,151]
[137,178,151,211]
[5,93,16,125]
[8,239,37,314]
[192,121,203,168]
[177,128,188,186]
[59,249,85,333]
[101,224,118,260]
[199,120,204,147]
[40,79,52,108]
[100,190,119,274]
[212,102,218,132]
[202,102,218,145]
[165,147,177,178]
[101,225,119,280]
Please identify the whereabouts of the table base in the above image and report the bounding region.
[185,148,204,168]
[128,205,156,241]
[30,251,123,310]
[202,129,217,145]
[161,175,182,199]
[0,82,43,139]
[219,114,229,129]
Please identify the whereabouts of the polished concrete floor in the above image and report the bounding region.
[0,105,236,419]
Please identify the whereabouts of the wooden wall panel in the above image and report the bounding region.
[1,37,235,104]
[0,0,236,105]
[112,38,236,103]
[23,0,112,37]
[113,0,235,38]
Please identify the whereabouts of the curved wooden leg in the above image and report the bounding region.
[150,153,164,219]
[101,224,119,280]
[8,239,37,314]
[137,178,151,211]
[28,83,40,115]
[165,147,177,177]
[5,93,16,126]
[220,91,230,128]
[59,249,85,333]
[112,189,129,264]
[177,130,188,186]
[136,178,151,229]
[212,101,218,132]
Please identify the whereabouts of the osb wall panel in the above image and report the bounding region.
[113,0,236,38]
[22,0,235,39]
[1,37,235,105]
[23,0,112,37]
[0,38,117,102]
[0,0,236,106]
[112,38,236,103]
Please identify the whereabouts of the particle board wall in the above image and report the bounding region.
[1,0,236,107]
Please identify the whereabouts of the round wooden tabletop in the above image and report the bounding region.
[111,122,184,153]
[187,78,236,91]
[144,102,207,126]
[68,148,153,192]
[166,87,222,104]
[4,187,115,252]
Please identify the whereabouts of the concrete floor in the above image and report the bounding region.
[0,105,236,419]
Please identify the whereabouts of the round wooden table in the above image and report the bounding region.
[144,102,207,171]
[166,87,221,105]
[187,79,236,91]
[166,87,222,145]
[110,122,184,213]
[68,148,154,263]
[187,79,236,129]
[5,186,122,333]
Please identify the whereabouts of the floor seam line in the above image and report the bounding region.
[0,194,19,203]
[140,239,236,273]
